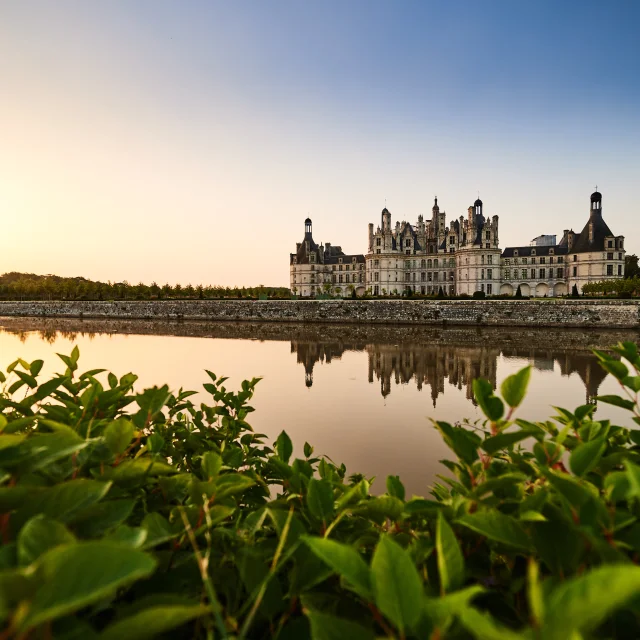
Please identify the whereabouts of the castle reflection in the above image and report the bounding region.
[292,340,609,406]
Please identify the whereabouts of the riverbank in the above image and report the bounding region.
[0,299,638,328]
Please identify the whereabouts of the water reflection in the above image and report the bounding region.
[0,316,636,496]
[293,340,609,407]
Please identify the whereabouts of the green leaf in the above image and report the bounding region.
[201,451,222,479]
[100,605,207,640]
[595,395,636,411]
[371,535,424,634]
[457,510,531,551]
[544,565,640,640]
[214,473,256,500]
[472,378,504,422]
[306,610,373,640]
[307,478,334,522]
[18,516,76,566]
[276,430,293,463]
[434,422,479,465]
[458,608,523,640]
[386,475,405,501]
[569,436,607,476]
[303,537,371,599]
[481,430,535,455]
[543,469,596,506]
[19,542,157,633]
[436,512,465,594]
[500,366,531,409]
[103,419,135,456]
[15,479,112,527]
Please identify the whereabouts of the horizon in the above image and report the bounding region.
[1,1,638,287]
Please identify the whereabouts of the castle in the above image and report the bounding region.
[289,190,625,297]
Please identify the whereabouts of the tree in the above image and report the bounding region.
[625,254,639,279]
[572,283,580,297]
[437,286,445,299]
[515,285,523,299]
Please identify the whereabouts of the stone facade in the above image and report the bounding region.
[365,198,499,296]
[289,219,366,298]
[293,189,625,297]
[0,299,638,328]
[500,190,625,296]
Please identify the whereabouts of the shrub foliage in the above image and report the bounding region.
[1,344,640,638]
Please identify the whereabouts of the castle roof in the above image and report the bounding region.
[501,244,568,258]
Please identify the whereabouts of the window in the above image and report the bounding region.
[607,264,614,276]
[486,231,490,240]
[332,265,336,271]
[540,257,545,264]
[514,250,519,257]
[434,259,439,267]
[487,269,492,280]
[505,258,511,265]
[339,275,343,283]
[608,240,614,248]
[549,256,554,264]
[618,265,623,276]
[450,236,455,245]
[421,272,426,281]
[449,258,455,267]
[339,258,343,264]
[376,238,381,246]
[345,274,349,283]
[310,254,315,263]
[557,268,563,278]
[485,243,490,249]
[558,256,564,263]
[573,267,577,277]
[421,259,426,268]
[531,257,536,265]
[531,269,536,279]
[504,269,511,279]
[481,255,485,265]
[376,249,381,254]
[405,260,410,268]
[374,272,379,281]
[405,250,410,255]
[405,273,410,281]
[573,255,577,262]
[540,268,545,278]
[549,248,554,255]
[374,260,379,267]
[428,272,432,282]
[339,265,343,271]
[522,258,528,265]
[345,264,350,271]
[406,239,411,247]
[488,255,493,265]
[522,269,527,279]
[481,284,485,293]
[531,249,536,256]
[607,252,614,260]
[481,269,485,280]
[619,253,623,260]
[487,284,492,295]
[374,285,379,295]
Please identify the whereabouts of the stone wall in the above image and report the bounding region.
[0,299,638,328]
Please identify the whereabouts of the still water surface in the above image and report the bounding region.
[0,317,637,496]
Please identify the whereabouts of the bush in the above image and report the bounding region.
[515,285,522,299]
[2,344,640,638]
[572,283,580,297]
[472,290,486,299]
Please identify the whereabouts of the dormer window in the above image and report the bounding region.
[514,250,519,257]
[376,238,381,246]
[338,258,343,264]
[310,254,315,263]
[549,248,554,255]
[406,240,411,247]
[531,249,536,256]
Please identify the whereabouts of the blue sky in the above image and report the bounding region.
[0,1,638,286]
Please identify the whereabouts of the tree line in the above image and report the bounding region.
[0,272,291,301]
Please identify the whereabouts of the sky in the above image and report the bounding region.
[1,1,638,287]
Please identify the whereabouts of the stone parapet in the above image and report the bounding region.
[0,300,638,329]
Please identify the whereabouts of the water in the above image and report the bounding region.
[0,317,637,497]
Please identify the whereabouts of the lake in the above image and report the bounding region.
[0,316,637,497]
